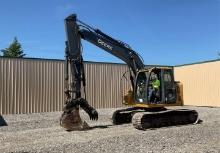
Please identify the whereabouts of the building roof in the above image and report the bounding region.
[1,56,219,67]
[175,59,220,67]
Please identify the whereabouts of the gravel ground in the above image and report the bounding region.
[0,106,219,153]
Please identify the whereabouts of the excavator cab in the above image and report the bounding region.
[134,67,177,105]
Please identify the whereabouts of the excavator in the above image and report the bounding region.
[60,14,198,131]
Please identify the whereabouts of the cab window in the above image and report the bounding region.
[135,72,148,102]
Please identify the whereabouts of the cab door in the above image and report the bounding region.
[161,69,177,103]
[134,71,149,103]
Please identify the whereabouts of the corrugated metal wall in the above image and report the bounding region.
[1,58,219,114]
[174,60,220,107]
[0,58,130,114]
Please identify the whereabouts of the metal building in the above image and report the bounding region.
[0,57,130,114]
[0,57,219,114]
[174,59,220,107]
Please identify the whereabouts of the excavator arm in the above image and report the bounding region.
[60,14,144,130]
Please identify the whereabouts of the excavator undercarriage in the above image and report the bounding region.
[112,107,198,130]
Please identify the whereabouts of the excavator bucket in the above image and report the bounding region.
[60,107,90,131]
[60,98,98,131]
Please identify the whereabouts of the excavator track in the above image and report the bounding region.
[112,107,166,125]
[112,108,137,125]
[132,109,199,130]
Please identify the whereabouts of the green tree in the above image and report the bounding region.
[1,37,26,57]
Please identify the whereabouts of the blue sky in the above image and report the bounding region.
[0,0,219,65]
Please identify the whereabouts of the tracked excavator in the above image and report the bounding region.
[60,14,198,131]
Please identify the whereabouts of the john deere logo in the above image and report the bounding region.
[98,39,113,50]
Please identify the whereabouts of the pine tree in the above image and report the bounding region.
[1,37,26,57]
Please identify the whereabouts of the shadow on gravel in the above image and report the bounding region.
[0,115,8,127]
[197,119,203,124]
[66,124,114,132]
[90,124,114,129]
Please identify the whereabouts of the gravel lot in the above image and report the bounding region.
[0,106,219,153]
